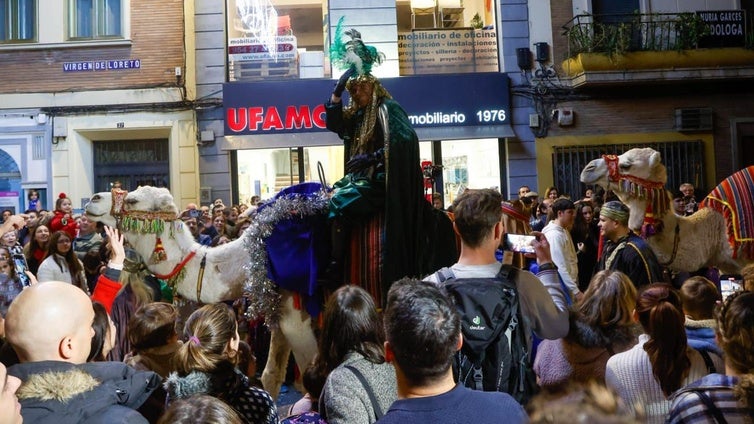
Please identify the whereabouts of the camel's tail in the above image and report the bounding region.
[700,166,754,261]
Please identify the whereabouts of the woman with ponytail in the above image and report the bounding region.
[605,283,713,423]
[667,290,754,423]
[164,303,278,424]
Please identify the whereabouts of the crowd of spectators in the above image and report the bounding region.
[0,181,752,423]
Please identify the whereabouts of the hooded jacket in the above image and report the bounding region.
[8,360,162,424]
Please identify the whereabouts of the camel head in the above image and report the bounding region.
[85,191,116,228]
[581,148,669,231]
[123,186,180,216]
[580,147,667,189]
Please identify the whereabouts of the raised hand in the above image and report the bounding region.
[333,67,355,98]
[104,226,126,266]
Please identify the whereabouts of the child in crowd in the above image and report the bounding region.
[125,302,182,379]
[280,364,328,424]
[49,192,78,239]
[165,302,278,424]
[679,276,724,359]
[27,189,41,211]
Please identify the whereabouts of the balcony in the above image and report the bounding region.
[561,12,754,87]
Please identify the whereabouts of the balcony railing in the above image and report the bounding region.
[562,12,753,58]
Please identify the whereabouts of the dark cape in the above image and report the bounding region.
[326,97,457,304]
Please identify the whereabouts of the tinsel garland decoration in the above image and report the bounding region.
[242,189,330,327]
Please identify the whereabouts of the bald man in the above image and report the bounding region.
[5,281,163,423]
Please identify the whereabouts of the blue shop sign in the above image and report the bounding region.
[223,73,512,148]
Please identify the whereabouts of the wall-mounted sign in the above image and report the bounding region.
[63,59,141,72]
[697,10,746,48]
[0,191,19,213]
[228,36,297,61]
[223,73,511,145]
[398,29,499,75]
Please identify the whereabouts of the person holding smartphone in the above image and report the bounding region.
[0,256,24,317]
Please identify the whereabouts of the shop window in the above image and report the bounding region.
[434,138,500,206]
[237,145,344,202]
[397,0,499,75]
[68,0,122,40]
[227,0,326,82]
[0,0,36,43]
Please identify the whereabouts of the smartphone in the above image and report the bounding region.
[12,252,32,287]
[504,233,537,254]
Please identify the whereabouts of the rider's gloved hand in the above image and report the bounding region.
[345,149,384,174]
[332,67,355,98]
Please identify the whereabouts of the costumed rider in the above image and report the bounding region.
[324,19,456,306]
[596,200,664,289]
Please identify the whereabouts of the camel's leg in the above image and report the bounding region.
[261,326,291,400]
[278,300,318,396]
[274,290,318,394]
[260,290,318,400]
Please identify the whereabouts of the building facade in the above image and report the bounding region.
[0,0,198,212]
[198,0,754,207]
[195,0,542,206]
[531,0,754,197]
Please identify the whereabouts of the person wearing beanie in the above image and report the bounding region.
[596,200,663,289]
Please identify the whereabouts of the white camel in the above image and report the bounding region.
[85,186,317,399]
[580,147,746,275]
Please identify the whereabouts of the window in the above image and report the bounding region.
[93,139,169,192]
[0,0,36,43]
[68,0,121,40]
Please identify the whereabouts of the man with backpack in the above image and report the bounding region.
[424,188,569,404]
[378,278,527,423]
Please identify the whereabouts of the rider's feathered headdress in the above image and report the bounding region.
[330,16,385,76]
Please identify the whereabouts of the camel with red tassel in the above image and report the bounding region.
[580,147,753,274]
[85,186,318,399]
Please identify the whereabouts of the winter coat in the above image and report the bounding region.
[534,311,638,388]
[165,362,278,424]
[8,360,162,424]
[49,210,78,240]
[37,253,88,293]
[321,351,398,424]
[685,317,724,357]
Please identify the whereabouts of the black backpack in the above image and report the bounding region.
[436,264,538,405]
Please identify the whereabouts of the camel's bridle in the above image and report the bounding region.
[109,188,208,303]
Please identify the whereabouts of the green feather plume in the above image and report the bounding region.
[329,16,384,76]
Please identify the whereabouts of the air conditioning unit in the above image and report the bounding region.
[674,108,713,132]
